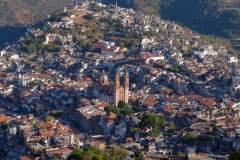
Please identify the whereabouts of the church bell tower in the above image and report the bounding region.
[124,71,129,103]
[114,72,120,106]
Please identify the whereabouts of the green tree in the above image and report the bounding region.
[122,106,134,116]
[85,13,96,22]
[27,44,37,53]
[67,148,84,160]
[147,130,160,137]
[80,40,87,47]
[105,16,113,26]
[118,101,128,108]
[177,152,185,157]
[82,146,104,160]
[105,103,134,118]
[80,40,95,52]
[114,18,123,24]
[35,65,44,72]
[51,14,62,22]
[105,25,112,32]
[28,81,39,86]
[93,28,101,34]
[125,38,131,47]
[184,132,198,142]
[168,121,175,129]
[104,106,121,117]
[67,146,130,160]
[135,150,143,160]
[49,110,63,118]
[30,118,36,126]
[53,156,59,160]
[168,65,186,72]
[37,43,46,50]
[139,113,165,130]
[132,106,139,112]
[46,44,61,52]
[119,42,124,47]
[105,148,128,160]
[85,43,94,52]
[116,101,134,116]
[129,127,141,137]
[144,30,157,37]
[43,116,51,122]
[130,39,139,49]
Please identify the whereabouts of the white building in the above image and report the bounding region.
[194,45,218,59]
[230,56,238,63]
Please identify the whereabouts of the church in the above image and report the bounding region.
[92,70,129,106]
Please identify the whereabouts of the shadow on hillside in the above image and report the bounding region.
[0,25,27,49]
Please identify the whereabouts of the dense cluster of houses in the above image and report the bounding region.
[0,1,239,159]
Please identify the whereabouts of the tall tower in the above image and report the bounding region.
[18,73,27,86]
[124,71,129,103]
[114,72,120,106]
[115,0,118,13]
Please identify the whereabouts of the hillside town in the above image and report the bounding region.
[0,1,239,160]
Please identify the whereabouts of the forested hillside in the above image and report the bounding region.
[0,0,71,47]
[0,0,71,26]
[103,0,240,39]
[161,0,240,39]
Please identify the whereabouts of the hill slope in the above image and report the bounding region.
[0,0,72,47]
[103,0,240,39]
[0,0,239,49]
[0,0,71,26]
[160,0,240,39]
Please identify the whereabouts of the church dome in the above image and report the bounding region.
[100,73,108,80]
[100,70,109,85]
[100,70,108,80]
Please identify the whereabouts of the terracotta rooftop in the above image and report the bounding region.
[138,52,164,60]
[0,115,8,123]
[142,95,159,106]
[104,112,117,122]
[20,155,35,160]
[96,101,110,108]
[49,147,71,155]
[0,83,4,88]
[26,74,51,79]
[39,121,56,129]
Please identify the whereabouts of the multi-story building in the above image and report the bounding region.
[76,105,106,132]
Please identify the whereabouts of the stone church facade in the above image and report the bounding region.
[93,70,129,106]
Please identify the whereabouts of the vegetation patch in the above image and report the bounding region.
[49,110,63,118]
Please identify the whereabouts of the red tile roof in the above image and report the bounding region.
[0,115,8,123]
[49,147,71,155]
[20,155,35,160]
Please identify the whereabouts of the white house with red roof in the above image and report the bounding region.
[138,52,165,64]
[95,41,127,56]
[101,45,126,56]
